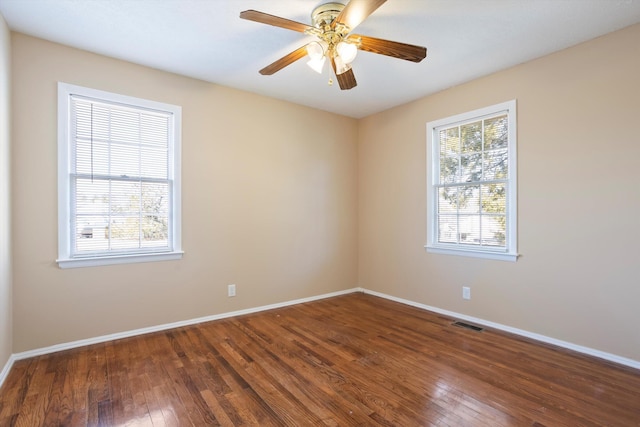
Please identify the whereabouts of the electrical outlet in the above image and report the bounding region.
[462,286,471,300]
[228,284,236,297]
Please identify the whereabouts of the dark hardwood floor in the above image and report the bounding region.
[1,292,639,426]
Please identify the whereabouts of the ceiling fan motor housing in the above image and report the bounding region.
[308,2,353,56]
[311,3,345,28]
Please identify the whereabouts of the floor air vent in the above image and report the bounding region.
[451,321,484,332]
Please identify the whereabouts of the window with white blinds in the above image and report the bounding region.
[426,100,518,261]
[58,83,182,268]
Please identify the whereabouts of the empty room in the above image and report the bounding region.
[0,0,639,425]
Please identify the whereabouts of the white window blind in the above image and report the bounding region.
[58,83,182,268]
[426,100,517,261]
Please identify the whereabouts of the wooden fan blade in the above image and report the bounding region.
[333,0,386,31]
[330,57,357,90]
[348,34,427,63]
[240,10,312,33]
[259,45,308,75]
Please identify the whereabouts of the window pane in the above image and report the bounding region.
[440,127,459,155]
[460,153,482,183]
[141,146,168,179]
[74,101,110,142]
[141,215,168,245]
[75,178,110,215]
[481,215,506,247]
[459,215,480,245]
[91,104,111,141]
[110,143,140,177]
[141,182,170,245]
[461,121,482,153]
[76,140,109,176]
[438,214,458,243]
[458,185,480,214]
[75,215,109,252]
[110,181,140,216]
[110,109,140,144]
[481,183,506,214]
[110,218,142,250]
[141,182,169,215]
[484,115,508,150]
[141,115,169,146]
[440,156,459,184]
[438,187,457,213]
[483,149,508,180]
[439,127,460,183]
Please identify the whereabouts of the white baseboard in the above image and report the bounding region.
[12,287,360,362]
[0,354,16,391]
[362,288,640,370]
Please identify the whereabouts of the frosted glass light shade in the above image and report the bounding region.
[307,56,326,73]
[336,41,357,64]
[306,41,324,60]
[333,54,351,75]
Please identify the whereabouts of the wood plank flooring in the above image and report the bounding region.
[1,293,639,426]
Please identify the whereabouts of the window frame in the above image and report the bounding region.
[57,82,183,268]
[425,100,518,262]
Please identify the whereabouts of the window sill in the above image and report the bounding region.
[425,245,519,262]
[57,251,184,269]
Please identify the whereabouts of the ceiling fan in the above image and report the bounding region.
[239,0,427,90]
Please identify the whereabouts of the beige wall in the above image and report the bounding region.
[11,33,358,352]
[9,22,640,363]
[358,23,640,361]
[0,14,12,369]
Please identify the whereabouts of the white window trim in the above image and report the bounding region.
[425,100,518,262]
[57,82,183,268]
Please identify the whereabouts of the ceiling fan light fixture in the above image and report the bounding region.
[306,41,325,60]
[336,41,358,64]
[334,54,351,75]
[307,56,326,73]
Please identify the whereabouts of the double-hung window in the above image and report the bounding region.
[426,100,518,261]
[57,83,182,268]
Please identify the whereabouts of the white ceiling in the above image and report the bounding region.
[2,0,640,118]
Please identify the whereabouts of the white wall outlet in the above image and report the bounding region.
[462,286,471,300]
[228,284,236,297]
